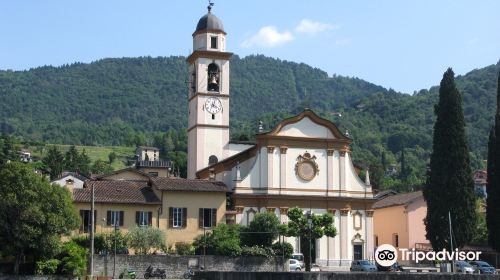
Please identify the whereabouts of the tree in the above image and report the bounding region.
[43,146,64,180]
[0,162,79,274]
[423,68,477,251]
[108,152,117,165]
[283,207,336,271]
[63,145,80,171]
[127,226,166,255]
[91,159,113,175]
[193,223,242,256]
[241,212,280,247]
[487,71,500,252]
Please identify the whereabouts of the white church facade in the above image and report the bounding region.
[187,6,376,267]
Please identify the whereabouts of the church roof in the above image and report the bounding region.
[195,12,225,34]
[258,109,351,141]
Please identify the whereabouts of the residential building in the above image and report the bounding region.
[72,178,228,247]
[51,171,89,191]
[372,191,429,263]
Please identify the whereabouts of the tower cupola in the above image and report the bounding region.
[192,3,226,52]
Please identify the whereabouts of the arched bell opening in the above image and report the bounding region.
[207,63,220,92]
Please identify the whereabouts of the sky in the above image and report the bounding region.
[1,0,499,94]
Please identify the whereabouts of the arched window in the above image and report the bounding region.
[208,155,218,165]
[207,63,220,92]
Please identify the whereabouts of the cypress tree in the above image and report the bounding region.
[423,68,477,250]
[487,71,500,252]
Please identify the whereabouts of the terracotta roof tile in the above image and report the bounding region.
[151,177,229,192]
[372,191,423,209]
[74,180,161,205]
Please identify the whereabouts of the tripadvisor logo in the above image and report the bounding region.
[375,244,398,267]
[375,244,482,266]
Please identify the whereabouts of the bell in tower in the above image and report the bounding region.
[207,63,219,92]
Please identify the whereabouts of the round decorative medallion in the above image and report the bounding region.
[295,152,319,181]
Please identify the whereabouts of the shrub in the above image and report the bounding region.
[127,226,166,254]
[193,224,241,256]
[272,242,293,259]
[71,234,107,254]
[216,239,241,257]
[59,241,87,277]
[241,212,280,247]
[175,242,195,255]
[35,259,61,275]
[241,245,274,257]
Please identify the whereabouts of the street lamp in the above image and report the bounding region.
[307,212,313,272]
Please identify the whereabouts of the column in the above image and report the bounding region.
[280,147,287,189]
[340,208,350,263]
[327,209,336,265]
[327,149,334,194]
[365,210,374,260]
[339,151,346,192]
[267,146,275,188]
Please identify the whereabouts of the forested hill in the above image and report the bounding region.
[0,55,499,188]
[0,55,388,145]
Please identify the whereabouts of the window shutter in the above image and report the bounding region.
[106,211,111,226]
[211,209,217,227]
[148,211,153,227]
[79,210,84,232]
[182,208,187,228]
[136,211,140,225]
[119,211,124,226]
[199,208,204,228]
[168,207,173,228]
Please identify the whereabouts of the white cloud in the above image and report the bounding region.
[295,19,337,34]
[241,26,294,48]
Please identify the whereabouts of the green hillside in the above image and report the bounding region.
[0,55,499,188]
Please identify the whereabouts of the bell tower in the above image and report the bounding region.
[187,3,232,179]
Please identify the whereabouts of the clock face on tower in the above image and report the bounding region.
[204,97,222,114]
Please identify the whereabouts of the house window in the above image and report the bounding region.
[136,211,152,227]
[79,210,96,233]
[169,207,187,228]
[210,36,218,49]
[199,208,217,228]
[107,210,124,227]
[393,233,399,247]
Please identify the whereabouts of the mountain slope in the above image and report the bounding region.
[0,55,498,186]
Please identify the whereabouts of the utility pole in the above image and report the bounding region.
[90,184,95,279]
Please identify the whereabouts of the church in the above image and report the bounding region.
[186,5,376,267]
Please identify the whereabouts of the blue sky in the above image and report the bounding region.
[1,0,499,93]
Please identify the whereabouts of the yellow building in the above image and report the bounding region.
[72,177,228,248]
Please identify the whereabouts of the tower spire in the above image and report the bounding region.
[208,0,214,13]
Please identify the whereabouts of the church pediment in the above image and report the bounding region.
[258,109,350,141]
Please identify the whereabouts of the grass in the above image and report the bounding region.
[28,144,136,171]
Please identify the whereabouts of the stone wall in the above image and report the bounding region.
[0,277,76,280]
[194,271,500,280]
[93,254,286,279]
